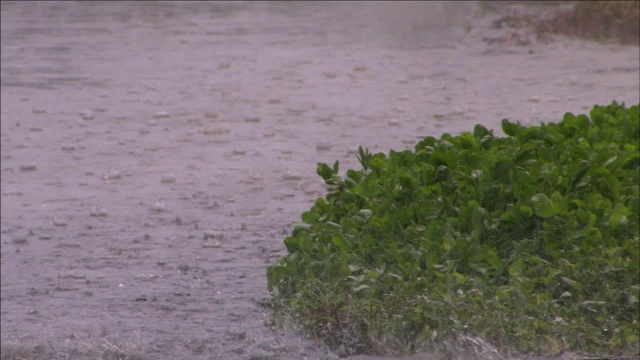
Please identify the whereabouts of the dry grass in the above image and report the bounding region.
[1,329,147,360]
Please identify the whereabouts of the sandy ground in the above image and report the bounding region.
[1,2,638,360]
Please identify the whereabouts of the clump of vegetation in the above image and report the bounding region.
[267,102,639,357]
[489,1,640,45]
[535,1,639,45]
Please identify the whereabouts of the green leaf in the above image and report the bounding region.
[509,259,525,276]
[357,209,373,222]
[607,203,630,227]
[357,147,372,170]
[332,235,350,251]
[301,211,316,224]
[519,205,533,217]
[370,154,387,173]
[531,193,560,218]
[317,162,334,180]
[346,169,362,182]
[398,172,418,190]
[473,124,491,139]
[452,272,466,281]
[501,119,523,137]
[458,132,477,149]
[550,191,567,214]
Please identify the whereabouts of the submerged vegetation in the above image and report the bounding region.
[267,102,640,357]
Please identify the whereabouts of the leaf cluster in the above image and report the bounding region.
[267,102,639,356]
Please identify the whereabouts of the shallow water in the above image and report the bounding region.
[1,2,638,359]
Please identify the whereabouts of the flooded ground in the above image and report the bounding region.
[1,2,638,359]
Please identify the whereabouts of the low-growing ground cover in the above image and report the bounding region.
[268,102,640,357]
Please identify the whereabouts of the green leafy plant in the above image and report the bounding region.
[267,102,639,357]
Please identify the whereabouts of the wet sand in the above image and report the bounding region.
[1,2,638,359]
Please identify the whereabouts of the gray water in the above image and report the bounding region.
[1,2,638,360]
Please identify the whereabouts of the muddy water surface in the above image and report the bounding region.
[1,2,638,359]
